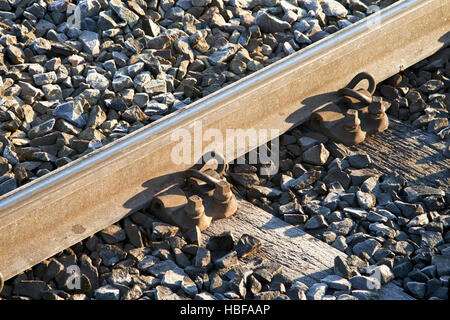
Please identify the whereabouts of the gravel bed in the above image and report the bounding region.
[225,48,450,300]
[0,0,399,196]
[1,0,447,301]
[1,212,300,300]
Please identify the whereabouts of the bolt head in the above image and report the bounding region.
[369,97,386,115]
[188,195,203,210]
[214,180,232,201]
[344,109,360,127]
[216,180,230,194]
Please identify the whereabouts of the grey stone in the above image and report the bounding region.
[432,255,450,276]
[181,276,198,297]
[328,218,354,236]
[143,103,168,116]
[13,280,48,300]
[194,247,211,268]
[133,93,149,107]
[305,215,328,230]
[255,11,291,33]
[247,185,282,199]
[152,222,179,240]
[195,292,217,300]
[109,0,139,27]
[53,101,86,128]
[420,230,443,249]
[144,80,167,97]
[302,143,330,165]
[332,235,348,251]
[349,275,381,291]
[334,256,358,279]
[80,254,99,290]
[98,244,127,267]
[79,30,100,55]
[365,264,394,285]
[137,255,160,272]
[369,222,397,239]
[321,0,348,18]
[86,70,110,91]
[286,287,307,300]
[356,191,376,209]
[393,261,413,278]
[98,11,118,30]
[419,79,445,94]
[215,251,238,269]
[351,290,379,300]
[300,0,321,12]
[367,211,388,223]
[337,294,358,300]
[347,153,370,167]
[161,269,188,291]
[207,43,240,65]
[209,273,230,294]
[253,261,283,283]
[322,231,337,246]
[348,168,379,186]
[28,119,55,139]
[403,185,444,203]
[405,281,426,299]
[154,285,182,300]
[33,72,57,86]
[112,76,133,92]
[235,233,261,258]
[393,201,424,218]
[94,285,120,300]
[321,275,351,291]
[148,260,186,279]
[100,224,126,244]
[109,268,133,287]
[306,283,328,300]
[421,265,437,279]
[343,207,367,220]
[385,240,414,256]
[352,239,381,258]
[323,169,351,190]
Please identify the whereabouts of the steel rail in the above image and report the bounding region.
[0,0,449,281]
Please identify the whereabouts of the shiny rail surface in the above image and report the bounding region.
[0,0,449,281]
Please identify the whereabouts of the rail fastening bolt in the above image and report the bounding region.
[344,109,360,130]
[185,195,205,218]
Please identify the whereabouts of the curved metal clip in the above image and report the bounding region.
[338,72,376,107]
[309,72,389,146]
[148,151,237,231]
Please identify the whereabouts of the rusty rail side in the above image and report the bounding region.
[0,0,449,281]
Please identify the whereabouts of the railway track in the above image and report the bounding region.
[0,0,449,300]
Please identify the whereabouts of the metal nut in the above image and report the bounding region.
[185,195,205,218]
[214,180,232,201]
[344,109,360,129]
[368,97,386,115]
